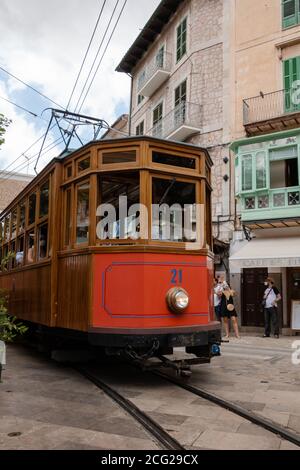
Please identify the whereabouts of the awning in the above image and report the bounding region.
[229,237,300,269]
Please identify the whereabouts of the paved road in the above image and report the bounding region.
[0,336,299,450]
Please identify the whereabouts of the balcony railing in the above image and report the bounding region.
[241,186,300,221]
[138,52,172,97]
[148,101,202,142]
[243,89,300,126]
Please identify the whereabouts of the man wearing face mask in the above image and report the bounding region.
[262,277,281,338]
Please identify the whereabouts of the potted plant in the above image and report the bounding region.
[0,253,28,381]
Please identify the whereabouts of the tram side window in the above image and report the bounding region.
[64,188,72,247]
[11,209,17,239]
[29,193,36,225]
[152,178,196,242]
[76,182,90,244]
[26,231,35,264]
[19,202,26,234]
[4,215,10,243]
[97,172,140,240]
[102,150,136,164]
[10,240,16,269]
[39,180,49,218]
[38,223,48,260]
[16,236,25,267]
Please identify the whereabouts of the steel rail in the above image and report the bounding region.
[76,367,185,451]
[154,371,300,448]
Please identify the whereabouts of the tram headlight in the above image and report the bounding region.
[166,287,189,313]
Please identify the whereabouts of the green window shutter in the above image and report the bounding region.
[282,0,298,28]
[283,57,300,112]
[176,18,187,62]
[241,155,253,192]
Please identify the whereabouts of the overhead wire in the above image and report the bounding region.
[66,0,108,111]
[0,65,64,109]
[0,136,64,181]
[0,95,38,117]
[1,0,128,180]
[78,0,128,113]
[74,0,121,113]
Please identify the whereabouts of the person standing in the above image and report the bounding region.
[263,277,281,339]
[219,286,240,340]
[213,278,221,321]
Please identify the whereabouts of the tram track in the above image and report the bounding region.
[152,370,300,449]
[77,363,300,450]
[76,366,185,451]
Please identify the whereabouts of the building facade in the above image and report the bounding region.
[230,0,300,334]
[101,114,129,140]
[0,171,33,213]
[117,0,236,272]
[117,0,300,334]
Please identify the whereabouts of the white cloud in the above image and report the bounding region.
[0,0,160,172]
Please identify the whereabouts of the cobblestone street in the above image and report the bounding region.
[0,336,299,450]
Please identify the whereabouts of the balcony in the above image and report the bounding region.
[148,102,201,142]
[243,89,300,136]
[241,186,300,225]
[138,52,172,97]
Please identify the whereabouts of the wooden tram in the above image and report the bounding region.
[0,137,221,369]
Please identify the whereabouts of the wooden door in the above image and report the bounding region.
[242,268,268,326]
[287,268,300,327]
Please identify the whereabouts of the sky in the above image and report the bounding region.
[0,0,161,175]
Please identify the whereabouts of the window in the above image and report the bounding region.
[270,146,299,189]
[152,178,196,242]
[97,172,140,240]
[77,156,90,173]
[16,236,24,267]
[38,223,48,260]
[28,193,36,225]
[138,70,146,90]
[19,201,26,233]
[102,150,136,164]
[39,180,49,218]
[241,155,253,191]
[153,103,163,137]
[65,164,72,179]
[176,17,187,62]
[11,209,17,239]
[175,80,187,124]
[283,57,300,112]
[137,94,144,106]
[152,151,196,169]
[175,80,187,107]
[136,121,144,136]
[76,182,90,244]
[64,188,72,247]
[26,230,35,264]
[4,215,10,242]
[156,46,164,68]
[282,0,300,28]
[256,152,267,189]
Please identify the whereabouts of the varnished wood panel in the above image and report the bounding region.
[0,264,51,325]
[56,254,91,331]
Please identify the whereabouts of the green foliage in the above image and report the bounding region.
[0,113,11,147]
[0,251,15,272]
[0,289,28,342]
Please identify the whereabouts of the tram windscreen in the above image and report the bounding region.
[97,172,140,240]
[152,178,197,242]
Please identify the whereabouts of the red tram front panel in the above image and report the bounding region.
[92,253,214,330]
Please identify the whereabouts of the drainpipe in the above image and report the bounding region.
[127,73,133,136]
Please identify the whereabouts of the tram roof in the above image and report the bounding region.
[53,136,212,165]
[0,136,212,217]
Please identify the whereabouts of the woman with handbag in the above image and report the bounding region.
[219,286,240,340]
